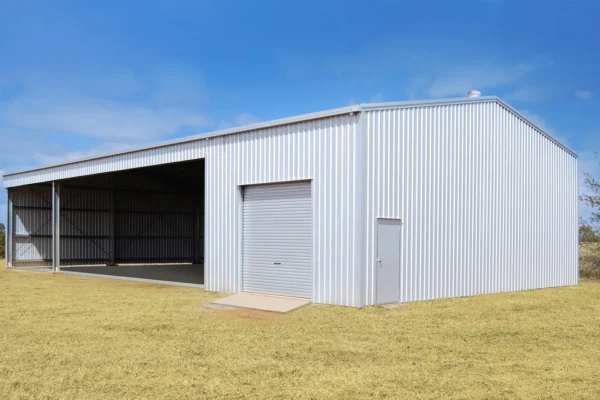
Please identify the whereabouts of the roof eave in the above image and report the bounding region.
[359,95,500,111]
[493,98,578,159]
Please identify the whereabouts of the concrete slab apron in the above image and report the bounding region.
[59,271,205,289]
[211,293,311,313]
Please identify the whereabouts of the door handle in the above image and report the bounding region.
[377,258,383,265]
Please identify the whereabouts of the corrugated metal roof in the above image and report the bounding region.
[1,96,577,183]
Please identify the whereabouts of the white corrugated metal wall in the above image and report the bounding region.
[60,185,111,264]
[205,115,362,306]
[364,100,578,305]
[9,174,200,266]
[3,98,579,307]
[4,113,362,306]
[11,185,53,264]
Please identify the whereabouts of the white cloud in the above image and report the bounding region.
[370,93,384,103]
[343,94,384,106]
[575,90,593,100]
[0,96,208,142]
[218,113,262,130]
[406,74,432,99]
[504,87,549,102]
[27,141,141,168]
[520,110,549,132]
[151,64,209,106]
[519,109,574,150]
[423,63,534,98]
[89,69,146,98]
[279,40,549,105]
[0,64,212,175]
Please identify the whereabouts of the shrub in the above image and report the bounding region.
[580,242,600,279]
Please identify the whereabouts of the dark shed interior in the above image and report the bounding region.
[9,159,205,285]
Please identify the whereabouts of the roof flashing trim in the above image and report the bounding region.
[360,95,499,111]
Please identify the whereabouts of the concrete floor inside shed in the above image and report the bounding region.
[60,264,204,286]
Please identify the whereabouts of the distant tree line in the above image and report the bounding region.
[581,152,600,233]
[581,153,600,278]
[580,223,600,243]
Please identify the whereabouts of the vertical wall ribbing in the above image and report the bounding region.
[51,181,60,271]
[6,189,13,266]
[203,114,361,306]
[4,100,577,307]
[365,101,578,305]
[355,111,368,307]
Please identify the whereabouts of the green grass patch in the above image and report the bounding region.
[1,259,600,399]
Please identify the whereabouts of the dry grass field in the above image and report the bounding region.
[1,259,600,399]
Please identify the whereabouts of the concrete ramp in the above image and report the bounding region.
[211,293,310,313]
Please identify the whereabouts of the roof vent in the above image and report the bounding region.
[467,90,481,98]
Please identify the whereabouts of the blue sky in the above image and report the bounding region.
[1,0,600,226]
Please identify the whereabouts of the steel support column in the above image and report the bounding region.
[194,205,201,264]
[108,175,116,266]
[6,189,13,267]
[52,181,60,271]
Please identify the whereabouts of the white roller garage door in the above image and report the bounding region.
[242,181,312,298]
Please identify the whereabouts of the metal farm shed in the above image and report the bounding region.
[2,96,579,307]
